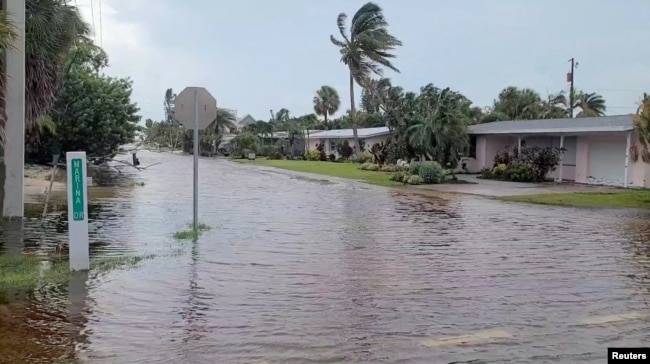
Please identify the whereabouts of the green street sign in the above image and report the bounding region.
[70,158,85,221]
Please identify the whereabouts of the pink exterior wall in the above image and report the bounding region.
[472,131,650,187]
[306,135,390,155]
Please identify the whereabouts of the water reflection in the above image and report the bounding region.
[1,151,650,363]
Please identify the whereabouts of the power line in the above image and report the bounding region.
[89,0,96,42]
[98,0,103,47]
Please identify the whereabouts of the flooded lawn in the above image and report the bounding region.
[1,151,650,363]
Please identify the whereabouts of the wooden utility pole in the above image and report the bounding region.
[567,58,578,118]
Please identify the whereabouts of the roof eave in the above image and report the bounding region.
[468,126,634,135]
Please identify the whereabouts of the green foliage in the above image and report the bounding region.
[27,42,140,163]
[385,140,409,164]
[505,163,537,182]
[417,161,445,184]
[232,132,260,157]
[406,175,423,185]
[268,151,283,160]
[313,86,341,129]
[23,0,90,134]
[482,145,563,182]
[359,162,379,171]
[340,140,354,159]
[305,149,321,161]
[390,171,407,182]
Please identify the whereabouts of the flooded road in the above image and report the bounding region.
[2,150,650,363]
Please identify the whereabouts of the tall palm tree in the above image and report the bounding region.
[25,0,90,133]
[313,85,340,130]
[330,2,402,156]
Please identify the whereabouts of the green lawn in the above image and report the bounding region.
[233,159,403,187]
[501,190,650,209]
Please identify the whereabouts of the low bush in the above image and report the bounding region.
[380,164,399,172]
[417,161,445,184]
[505,163,537,182]
[406,175,423,185]
[268,151,283,160]
[390,171,408,182]
[305,150,321,161]
[359,163,380,171]
[385,140,409,165]
[328,153,336,162]
[356,151,373,164]
[340,140,354,159]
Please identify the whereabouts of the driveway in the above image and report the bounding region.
[411,174,621,197]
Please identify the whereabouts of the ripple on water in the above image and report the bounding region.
[1,152,650,363]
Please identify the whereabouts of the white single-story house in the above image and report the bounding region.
[464,114,650,188]
[307,127,392,157]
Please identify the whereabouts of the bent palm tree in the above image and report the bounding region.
[313,85,340,130]
[330,2,402,156]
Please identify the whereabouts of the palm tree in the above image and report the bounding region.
[313,85,341,130]
[330,2,402,156]
[632,93,650,163]
[214,108,237,134]
[407,85,469,165]
[25,0,90,133]
[545,90,607,118]
[0,9,17,145]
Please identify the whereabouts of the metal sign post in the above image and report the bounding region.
[174,87,217,229]
[66,152,89,271]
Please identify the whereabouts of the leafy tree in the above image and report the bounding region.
[27,42,140,163]
[313,85,340,130]
[330,2,402,156]
[548,90,607,118]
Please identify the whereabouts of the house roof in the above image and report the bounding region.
[468,115,635,135]
[309,127,391,139]
[237,114,256,125]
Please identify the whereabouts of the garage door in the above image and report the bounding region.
[588,139,626,186]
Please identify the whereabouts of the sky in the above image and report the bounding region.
[75,0,650,123]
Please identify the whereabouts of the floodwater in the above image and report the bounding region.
[1,150,650,364]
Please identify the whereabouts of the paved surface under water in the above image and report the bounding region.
[1,151,650,363]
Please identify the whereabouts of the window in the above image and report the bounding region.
[469,135,477,158]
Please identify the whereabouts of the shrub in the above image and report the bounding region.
[340,140,354,159]
[406,175,423,185]
[385,140,409,165]
[366,163,379,171]
[417,161,445,184]
[268,151,283,160]
[305,150,321,161]
[390,171,408,182]
[380,164,398,172]
[493,148,513,166]
[480,167,494,179]
[518,146,564,181]
[505,163,537,182]
[494,163,508,176]
[328,153,336,162]
[409,162,422,175]
[356,151,372,164]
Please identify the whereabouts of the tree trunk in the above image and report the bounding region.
[324,112,328,131]
[350,72,361,157]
